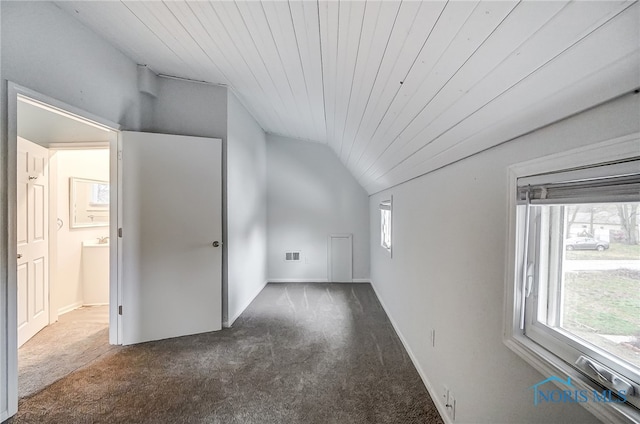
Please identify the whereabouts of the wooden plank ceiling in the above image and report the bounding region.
[56,1,640,194]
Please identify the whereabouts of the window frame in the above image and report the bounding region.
[504,134,640,424]
[380,197,393,256]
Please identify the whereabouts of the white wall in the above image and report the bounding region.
[267,134,369,282]
[369,93,639,424]
[226,92,267,325]
[0,1,141,130]
[0,2,143,419]
[53,149,110,315]
[146,77,227,140]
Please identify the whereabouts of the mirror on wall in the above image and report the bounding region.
[70,177,109,228]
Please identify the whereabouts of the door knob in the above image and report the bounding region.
[212,241,221,247]
[17,254,22,259]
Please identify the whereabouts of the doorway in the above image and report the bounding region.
[3,83,224,420]
[15,94,119,396]
[328,234,353,283]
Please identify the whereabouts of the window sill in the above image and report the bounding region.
[504,333,640,423]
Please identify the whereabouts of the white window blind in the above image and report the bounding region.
[517,159,640,205]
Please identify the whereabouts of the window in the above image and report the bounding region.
[380,198,392,253]
[90,182,110,206]
[510,152,640,420]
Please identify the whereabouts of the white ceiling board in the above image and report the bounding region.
[364,11,640,193]
[353,0,519,180]
[194,1,294,136]
[339,0,395,164]
[356,1,568,180]
[345,0,451,170]
[61,2,189,79]
[260,1,324,142]
[331,1,366,157]
[365,51,640,195]
[360,0,636,183]
[53,0,639,194]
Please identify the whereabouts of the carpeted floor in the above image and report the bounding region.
[18,305,115,398]
[9,283,443,424]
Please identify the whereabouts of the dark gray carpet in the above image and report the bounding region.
[9,283,443,424]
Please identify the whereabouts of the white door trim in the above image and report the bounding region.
[2,82,121,420]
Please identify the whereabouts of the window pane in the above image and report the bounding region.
[380,209,391,250]
[541,202,640,370]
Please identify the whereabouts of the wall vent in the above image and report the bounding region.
[285,251,301,261]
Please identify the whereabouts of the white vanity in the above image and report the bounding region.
[81,240,109,305]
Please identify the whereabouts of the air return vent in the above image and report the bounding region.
[285,251,301,261]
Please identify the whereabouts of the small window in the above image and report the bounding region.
[380,198,392,253]
[515,159,640,412]
[90,182,110,206]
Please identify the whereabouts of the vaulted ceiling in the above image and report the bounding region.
[55,1,639,194]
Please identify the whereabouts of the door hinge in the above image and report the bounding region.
[118,305,123,315]
[118,150,122,160]
[118,228,123,238]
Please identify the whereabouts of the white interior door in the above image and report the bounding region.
[17,137,50,347]
[329,234,352,283]
[120,131,222,345]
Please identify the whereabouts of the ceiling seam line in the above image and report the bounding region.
[330,0,341,149]
[316,0,328,142]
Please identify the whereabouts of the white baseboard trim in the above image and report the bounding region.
[369,280,452,424]
[268,278,329,283]
[83,303,109,307]
[226,280,268,328]
[57,301,83,316]
[352,278,371,283]
[268,278,371,283]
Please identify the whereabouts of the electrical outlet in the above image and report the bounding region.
[446,391,456,421]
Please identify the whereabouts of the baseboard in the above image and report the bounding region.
[57,301,83,316]
[268,278,329,283]
[352,278,371,283]
[268,278,371,283]
[226,280,268,327]
[83,303,109,307]
[369,280,452,424]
